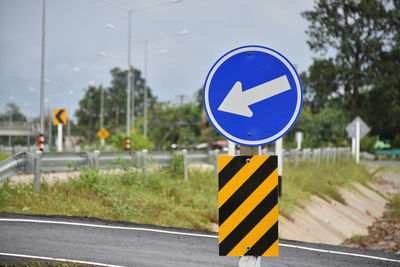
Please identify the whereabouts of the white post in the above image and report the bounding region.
[295,131,303,150]
[228,140,236,155]
[355,120,360,164]
[275,138,283,176]
[57,124,63,152]
[239,145,261,267]
[275,138,283,197]
[351,137,356,155]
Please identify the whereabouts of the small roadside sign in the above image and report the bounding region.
[203,45,303,146]
[346,117,370,139]
[53,108,67,125]
[218,155,278,256]
[97,128,110,140]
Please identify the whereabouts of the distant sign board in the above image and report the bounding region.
[97,128,110,140]
[346,117,370,138]
[203,45,303,146]
[53,108,67,125]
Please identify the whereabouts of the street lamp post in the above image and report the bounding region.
[8,109,12,147]
[102,0,183,150]
[100,86,105,147]
[143,30,189,137]
[38,0,46,152]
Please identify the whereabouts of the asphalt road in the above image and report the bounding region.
[1,213,399,267]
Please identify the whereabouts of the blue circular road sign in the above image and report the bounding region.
[203,45,303,146]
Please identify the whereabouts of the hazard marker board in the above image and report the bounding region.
[53,108,67,125]
[218,155,278,256]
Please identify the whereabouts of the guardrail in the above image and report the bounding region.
[0,147,351,191]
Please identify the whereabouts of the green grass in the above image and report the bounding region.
[0,166,218,230]
[280,159,374,216]
[388,194,400,220]
[0,153,11,161]
[0,159,373,230]
[3,260,80,267]
[349,234,368,243]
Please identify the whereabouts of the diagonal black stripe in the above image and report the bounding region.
[219,156,251,190]
[245,222,278,256]
[219,187,278,256]
[219,156,277,225]
[56,109,65,124]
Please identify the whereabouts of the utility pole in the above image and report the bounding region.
[38,0,46,151]
[8,110,12,147]
[100,86,105,147]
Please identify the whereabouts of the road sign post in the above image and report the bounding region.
[356,120,360,164]
[275,138,283,197]
[53,108,67,152]
[204,45,302,266]
[346,117,369,164]
[295,131,303,150]
[57,124,63,152]
[97,128,110,147]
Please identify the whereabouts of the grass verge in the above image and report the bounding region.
[0,153,10,161]
[3,260,81,267]
[0,158,373,229]
[280,159,374,216]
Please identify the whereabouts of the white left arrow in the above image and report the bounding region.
[218,75,291,117]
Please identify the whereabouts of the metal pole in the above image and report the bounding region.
[33,150,42,192]
[100,86,105,147]
[239,145,261,267]
[48,108,52,149]
[39,0,46,151]
[8,111,11,147]
[275,138,283,197]
[143,40,148,137]
[125,10,132,149]
[228,140,235,155]
[355,120,360,164]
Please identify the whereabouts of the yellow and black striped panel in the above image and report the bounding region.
[218,155,278,257]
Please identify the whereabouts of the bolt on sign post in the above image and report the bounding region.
[203,45,303,266]
[53,108,67,152]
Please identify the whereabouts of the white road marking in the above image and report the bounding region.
[0,252,125,267]
[0,218,216,238]
[279,244,400,263]
[1,218,400,263]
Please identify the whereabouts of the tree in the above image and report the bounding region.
[75,86,103,138]
[300,58,340,113]
[0,102,28,145]
[302,0,398,116]
[108,67,157,129]
[0,102,27,122]
[75,67,157,140]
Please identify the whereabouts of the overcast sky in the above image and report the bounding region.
[0,0,315,120]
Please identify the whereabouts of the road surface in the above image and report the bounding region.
[0,213,399,266]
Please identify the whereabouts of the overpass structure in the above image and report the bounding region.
[0,122,39,137]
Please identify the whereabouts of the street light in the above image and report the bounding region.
[38,0,46,152]
[101,0,183,150]
[143,30,189,137]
